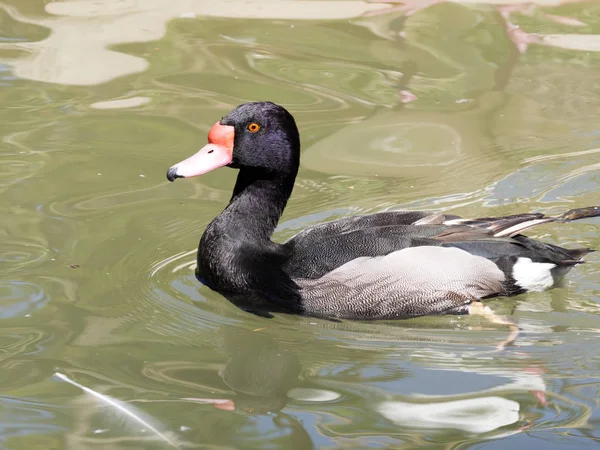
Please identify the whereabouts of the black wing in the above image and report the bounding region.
[282,209,595,282]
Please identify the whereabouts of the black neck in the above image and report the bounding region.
[197,163,302,314]
[215,167,297,242]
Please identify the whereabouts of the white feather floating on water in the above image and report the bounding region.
[54,372,180,448]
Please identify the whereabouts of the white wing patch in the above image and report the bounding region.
[512,257,556,292]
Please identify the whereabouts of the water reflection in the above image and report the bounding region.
[1,0,600,449]
[0,0,388,85]
[302,98,507,199]
[0,396,63,447]
[0,280,48,318]
[185,330,314,448]
[55,372,181,449]
[162,327,549,447]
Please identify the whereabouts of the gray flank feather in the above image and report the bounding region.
[297,246,505,320]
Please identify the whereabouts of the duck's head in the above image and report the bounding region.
[166,101,300,182]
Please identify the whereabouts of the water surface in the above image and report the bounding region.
[1,0,600,448]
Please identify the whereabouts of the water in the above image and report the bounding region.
[2,0,600,448]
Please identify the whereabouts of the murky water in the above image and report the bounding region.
[2,0,600,448]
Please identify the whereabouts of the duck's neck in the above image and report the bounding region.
[215,167,297,242]
[198,166,302,312]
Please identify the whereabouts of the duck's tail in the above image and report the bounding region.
[449,206,600,238]
[555,206,600,223]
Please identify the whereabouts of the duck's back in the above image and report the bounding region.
[283,211,450,279]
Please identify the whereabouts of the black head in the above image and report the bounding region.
[166,102,300,181]
[222,101,300,174]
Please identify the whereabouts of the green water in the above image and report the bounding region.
[2,0,600,448]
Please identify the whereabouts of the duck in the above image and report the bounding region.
[166,101,599,320]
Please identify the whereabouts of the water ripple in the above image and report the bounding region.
[0,281,48,319]
[1,241,50,272]
[0,396,64,444]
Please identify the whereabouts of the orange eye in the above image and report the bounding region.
[247,123,260,133]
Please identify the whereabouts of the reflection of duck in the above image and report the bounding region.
[374,362,547,434]
[376,369,545,434]
[166,101,600,321]
[378,397,520,434]
[185,330,317,449]
[189,329,339,414]
[217,330,302,413]
[186,328,547,442]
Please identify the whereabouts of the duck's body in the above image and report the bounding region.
[167,102,599,320]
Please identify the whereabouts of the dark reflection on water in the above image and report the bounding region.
[74,319,591,449]
[1,0,600,448]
